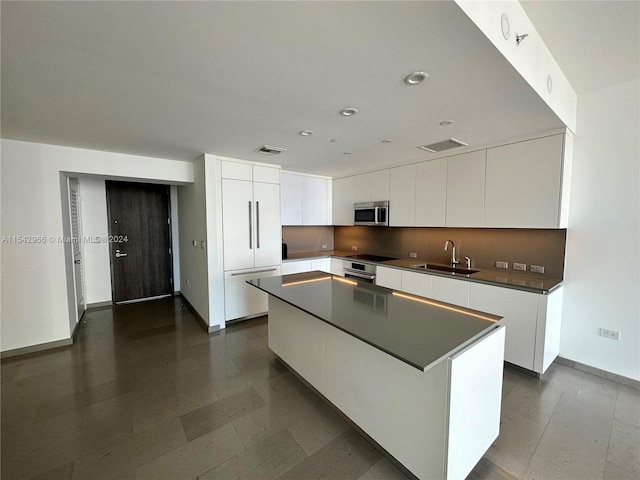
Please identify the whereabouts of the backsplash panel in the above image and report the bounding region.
[334,227,566,279]
[282,226,334,253]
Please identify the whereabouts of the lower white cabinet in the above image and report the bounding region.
[401,270,432,298]
[375,266,402,290]
[282,258,330,275]
[281,260,312,275]
[224,266,281,321]
[469,283,563,373]
[330,258,350,275]
[430,276,470,307]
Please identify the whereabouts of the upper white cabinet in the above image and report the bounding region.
[484,134,564,228]
[280,173,303,225]
[415,158,447,227]
[353,170,390,204]
[371,170,390,201]
[333,176,355,226]
[446,151,486,227]
[389,164,416,226]
[281,172,331,225]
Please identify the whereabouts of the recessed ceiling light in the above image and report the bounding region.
[330,139,339,143]
[255,145,286,155]
[382,139,392,143]
[439,120,454,126]
[404,71,429,85]
[299,129,314,136]
[343,152,352,155]
[340,107,358,116]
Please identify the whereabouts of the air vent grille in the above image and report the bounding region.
[419,138,468,153]
[256,145,286,155]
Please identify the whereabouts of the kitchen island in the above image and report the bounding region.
[248,271,505,480]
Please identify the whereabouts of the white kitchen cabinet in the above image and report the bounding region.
[281,260,312,275]
[430,276,470,307]
[389,164,416,226]
[484,134,564,228]
[469,283,538,371]
[415,158,447,227]
[224,266,281,321]
[222,179,280,270]
[446,151,485,227]
[376,266,402,290]
[330,258,349,275]
[281,172,330,226]
[353,173,372,203]
[469,282,563,373]
[371,169,390,201]
[332,176,355,225]
[282,257,330,275]
[280,173,302,225]
[401,270,432,298]
[311,257,330,273]
[302,176,330,225]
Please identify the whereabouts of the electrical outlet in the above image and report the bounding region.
[192,240,197,247]
[531,265,545,274]
[409,252,418,258]
[321,244,328,249]
[599,328,620,340]
[185,279,190,286]
[351,245,358,251]
[513,263,527,271]
[496,261,509,269]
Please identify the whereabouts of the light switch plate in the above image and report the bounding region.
[530,265,545,274]
[409,252,418,258]
[513,263,527,271]
[351,245,358,251]
[496,261,508,269]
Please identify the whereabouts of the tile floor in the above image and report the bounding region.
[1,297,638,480]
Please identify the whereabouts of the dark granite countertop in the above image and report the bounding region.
[282,251,562,294]
[248,271,502,372]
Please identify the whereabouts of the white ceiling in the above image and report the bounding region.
[0,1,600,177]
[521,0,639,95]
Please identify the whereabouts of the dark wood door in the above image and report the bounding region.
[106,181,173,303]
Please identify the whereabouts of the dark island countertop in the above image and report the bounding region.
[248,271,502,372]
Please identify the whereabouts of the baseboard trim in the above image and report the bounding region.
[180,295,219,334]
[1,338,73,360]
[555,356,639,390]
[86,301,113,310]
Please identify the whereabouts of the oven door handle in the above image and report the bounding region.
[344,268,376,281]
[374,206,380,224]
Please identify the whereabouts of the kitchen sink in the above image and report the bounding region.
[413,263,479,275]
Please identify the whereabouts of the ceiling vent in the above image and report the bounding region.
[256,145,286,155]
[419,138,468,153]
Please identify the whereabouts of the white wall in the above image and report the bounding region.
[178,156,210,323]
[561,78,640,381]
[0,139,193,352]
[79,178,111,304]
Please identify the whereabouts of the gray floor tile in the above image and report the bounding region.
[29,461,75,480]
[606,418,640,476]
[603,460,640,480]
[198,429,306,480]
[522,453,583,480]
[485,409,547,478]
[277,428,381,480]
[467,457,518,480]
[134,423,245,480]
[615,384,640,428]
[501,375,565,427]
[357,457,412,480]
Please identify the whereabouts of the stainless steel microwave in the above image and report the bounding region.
[354,201,389,226]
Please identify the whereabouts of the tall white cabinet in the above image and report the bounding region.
[222,161,281,321]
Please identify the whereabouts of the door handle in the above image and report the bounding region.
[248,201,253,249]
[74,259,81,265]
[115,250,128,258]
[256,201,260,249]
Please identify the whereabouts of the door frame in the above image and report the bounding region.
[105,181,174,304]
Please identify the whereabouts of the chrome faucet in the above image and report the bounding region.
[464,256,472,270]
[444,240,459,267]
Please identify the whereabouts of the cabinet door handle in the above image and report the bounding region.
[248,201,253,249]
[256,201,260,249]
[230,268,277,276]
